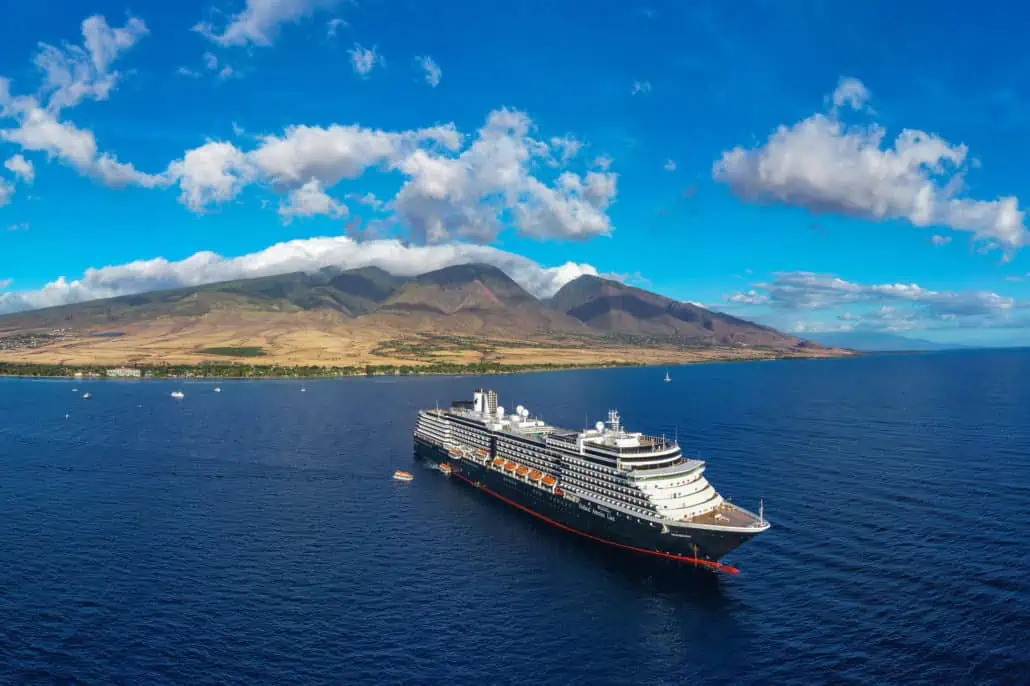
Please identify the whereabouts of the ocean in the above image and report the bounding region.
[1,351,1029,684]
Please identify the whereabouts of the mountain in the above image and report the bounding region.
[550,274,808,348]
[373,264,588,334]
[0,263,840,367]
[808,331,964,352]
[0,267,406,333]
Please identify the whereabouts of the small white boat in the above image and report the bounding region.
[301,387,307,393]
[72,388,78,392]
[81,392,92,399]
[213,387,222,393]
[393,470,414,482]
[664,371,671,382]
[170,391,185,399]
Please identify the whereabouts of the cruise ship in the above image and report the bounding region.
[413,389,770,574]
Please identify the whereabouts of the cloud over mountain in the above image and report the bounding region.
[0,236,602,314]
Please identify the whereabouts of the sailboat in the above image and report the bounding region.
[664,370,671,383]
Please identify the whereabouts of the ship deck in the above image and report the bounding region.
[686,502,762,528]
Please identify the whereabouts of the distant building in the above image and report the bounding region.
[106,367,142,378]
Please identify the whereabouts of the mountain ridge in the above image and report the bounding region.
[0,263,845,368]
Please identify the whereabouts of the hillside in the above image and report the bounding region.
[550,274,807,348]
[0,263,845,369]
[373,264,589,334]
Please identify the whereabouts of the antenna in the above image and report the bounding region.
[759,499,765,526]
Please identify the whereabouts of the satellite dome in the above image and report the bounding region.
[595,421,605,432]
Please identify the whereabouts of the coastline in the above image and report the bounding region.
[0,348,855,380]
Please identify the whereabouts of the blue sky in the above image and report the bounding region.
[2,0,1030,344]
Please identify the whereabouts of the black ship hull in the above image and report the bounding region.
[414,437,758,573]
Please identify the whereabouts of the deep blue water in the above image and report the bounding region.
[2,351,1030,685]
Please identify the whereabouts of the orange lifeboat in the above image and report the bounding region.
[504,461,517,472]
[516,465,529,476]
[492,458,504,468]
[529,470,542,482]
[476,448,489,457]
[542,475,557,487]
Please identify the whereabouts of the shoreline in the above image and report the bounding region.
[0,350,854,380]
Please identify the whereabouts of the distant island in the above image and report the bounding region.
[0,263,852,377]
[807,331,964,352]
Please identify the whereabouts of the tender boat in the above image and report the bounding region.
[81,392,92,399]
[393,470,414,482]
[170,391,185,399]
[213,387,222,393]
[439,463,453,476]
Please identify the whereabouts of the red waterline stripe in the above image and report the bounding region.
[453,471,740,575]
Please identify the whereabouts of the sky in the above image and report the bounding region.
[2,0,1030,345]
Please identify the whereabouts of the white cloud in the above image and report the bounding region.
[349,43,383,76]
[0,178,13,207]
[165,109,615,243]
[35,15,147,112]
[1,104,164,188]
[0,278,11,290]
[346,191,384,210]
[177,66,201,78]
[195,0,341,47]
[0,15,159,190]
[714,78,1028,252]
[416,56,441,87]
[727,270,1028,332]
[391,109,616,242]
[326,18,346,37]
[4,154,34,183]
[592,154,613,171]
[6,222,29,232]
[549,135,582,165]
[931,234,951,246]
[663,159,676,172]
[249,121,459,187]
[830,76,870,112]
[632,80,652,95]
[0,235,602,314]
[165,141,255,211]
[278,179,348,222]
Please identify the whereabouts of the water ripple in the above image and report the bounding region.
[1,352,1029,683]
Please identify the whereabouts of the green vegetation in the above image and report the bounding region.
[198,346,267,357]
[0,359,640,380]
